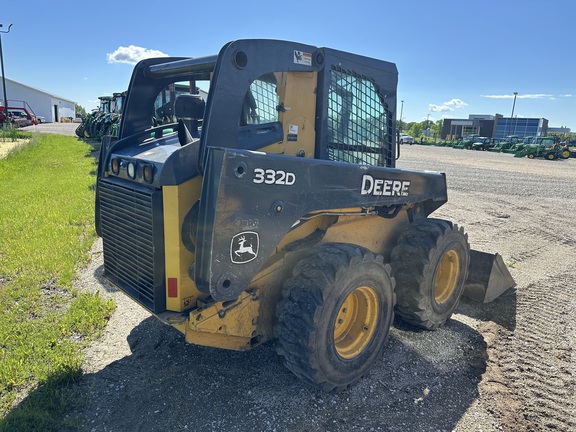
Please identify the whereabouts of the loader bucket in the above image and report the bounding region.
[463,250,516,303]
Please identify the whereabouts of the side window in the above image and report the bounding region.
[241,73,279,125]
[327,68,391,166]
[153,81,208,125]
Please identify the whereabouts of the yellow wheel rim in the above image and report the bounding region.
[334,286,379,359]
[434,250,460,304]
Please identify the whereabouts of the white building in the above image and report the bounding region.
[1,77,75,122]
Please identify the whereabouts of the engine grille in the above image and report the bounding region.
[99,178,166,313]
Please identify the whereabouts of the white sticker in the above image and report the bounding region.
[231,231,259,264]
[289,124,299,134]
[294,50,312,66]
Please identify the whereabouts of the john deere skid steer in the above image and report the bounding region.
[95,39,514,391]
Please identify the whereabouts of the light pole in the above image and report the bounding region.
[509,91,518,137]
[0,23,13,126]
[399,100,404,132]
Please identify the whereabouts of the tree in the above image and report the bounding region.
[75,103,87,119]
[431,119,443,139]
[408,123,423,138]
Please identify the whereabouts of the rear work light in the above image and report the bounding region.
[127,161,137,179]
[111,158,120,175]
[143,164,154,183]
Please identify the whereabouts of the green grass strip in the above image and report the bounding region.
[0,134,115,431]
[0,127,32,142]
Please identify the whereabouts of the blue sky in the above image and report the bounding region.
[2,0,574,129]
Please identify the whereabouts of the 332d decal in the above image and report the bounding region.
[253,168,296,185]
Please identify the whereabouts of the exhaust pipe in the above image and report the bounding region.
[463,250,516,303]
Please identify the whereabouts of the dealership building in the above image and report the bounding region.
[442,114,549,140]
[0,77,76,122]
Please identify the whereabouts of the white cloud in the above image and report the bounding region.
[429,104,452,112]
[107,45,169,65]
[428,98,468,112]
[444,98,467,108]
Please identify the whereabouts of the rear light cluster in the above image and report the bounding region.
[110,157,155,184]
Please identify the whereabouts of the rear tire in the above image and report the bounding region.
[275,243,395,392]
[75,123,85,138]
[390,219,470,330]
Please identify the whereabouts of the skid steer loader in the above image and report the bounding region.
[95,39,515,391]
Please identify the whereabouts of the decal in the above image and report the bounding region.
[231,231,259,264]
[287,124,298,142]
[294,50,312,66]
[253,168,296,185]
[360,174,410,197]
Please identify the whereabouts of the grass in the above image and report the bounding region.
[0,134,115,431]
[0,127,32,142]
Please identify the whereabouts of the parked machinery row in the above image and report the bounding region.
[76,92,126,141]
[419,135,574,160]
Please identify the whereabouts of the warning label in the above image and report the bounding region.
[294,50,312,66]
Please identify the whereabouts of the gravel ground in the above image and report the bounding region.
[58,145,574,432]
[20,122,80,137]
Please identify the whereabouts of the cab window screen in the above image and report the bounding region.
[242,73,279,125]
[327,68,391,166]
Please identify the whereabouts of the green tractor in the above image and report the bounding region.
[514,136,561,160]
[502,136,534,154]
[452,134,480,150]
[99,91,127,140]
[489,135,520,153]
[76,96,113,139]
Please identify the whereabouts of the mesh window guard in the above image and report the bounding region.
[327,67,391,166]
[246,74,279,124]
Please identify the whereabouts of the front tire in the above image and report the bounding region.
[274,243,395,392]
[391,219,470,330]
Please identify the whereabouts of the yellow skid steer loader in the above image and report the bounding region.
[95,39,514,391]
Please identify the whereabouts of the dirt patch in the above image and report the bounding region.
[59,146,575,431]
[0,139,29,159]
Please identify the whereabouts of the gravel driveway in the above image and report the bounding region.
[21,122,80,137]
[60,145,574,432]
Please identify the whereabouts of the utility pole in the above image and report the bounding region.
[0,23,13,127]
[399,100,404,132]
[510,91,518,136]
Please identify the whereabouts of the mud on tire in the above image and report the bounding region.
[390,218,470,330]
[274,243,395,392]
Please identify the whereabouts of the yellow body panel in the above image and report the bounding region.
[276,71,317,158]
[162,177,203,311]
[322,210,411,259]
[185,291,260,350]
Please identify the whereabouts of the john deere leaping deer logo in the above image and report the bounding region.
[230,231,259,264]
